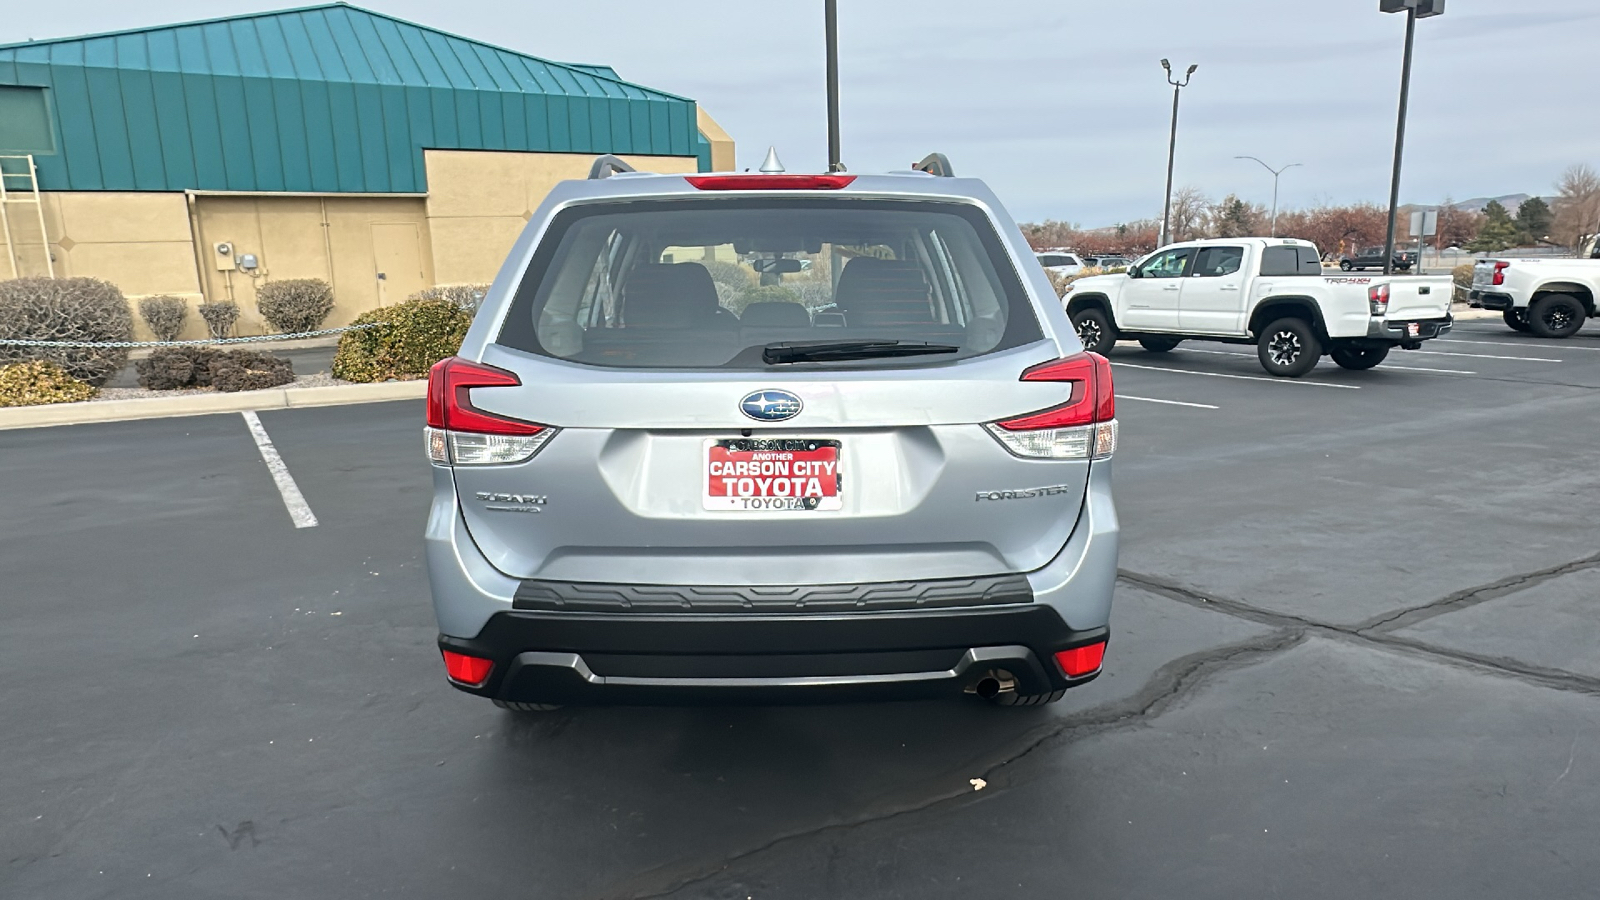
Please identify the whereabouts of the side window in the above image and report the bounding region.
[1191,246,1244,277]
[1138,248,1193,279]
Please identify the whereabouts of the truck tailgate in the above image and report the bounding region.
[1383,277,1452,321]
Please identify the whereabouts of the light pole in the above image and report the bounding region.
[1159,59,1197,247]
[1379,0,1445,274]
[1234,156,1302,236]
[824,0,843,172]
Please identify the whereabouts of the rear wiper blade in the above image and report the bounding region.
[762,340,961,365]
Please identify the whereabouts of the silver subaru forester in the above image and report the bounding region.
[424,156,1119,709]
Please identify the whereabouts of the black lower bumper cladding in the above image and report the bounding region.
[439,599,1107,706]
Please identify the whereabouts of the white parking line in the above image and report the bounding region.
[1437,337,1600,352]
[1119,395,1220,409]
[1403,349,1562,363]
[241,411,318,529]
[1377,364,1478,375]
[1112,362,1361,389]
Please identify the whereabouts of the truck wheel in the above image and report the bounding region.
[1503,309,1531,333]
[1258,317,1322,377]
[1138,337,1182,353]
[1528,294,1586,339]
[1339,260,1353,272]
[1071,307,1118,354]
[1330,345,1389,370]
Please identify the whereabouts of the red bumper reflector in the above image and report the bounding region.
[441,650,493,687]
[1054,642,1106,678]
[686,174,856,191]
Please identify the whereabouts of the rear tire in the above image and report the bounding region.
[1257,317,1322,378]
[989,689,1067,707]
[1528,294,1586,338]
[1503,309,1531,333]
[494,699,563,713]
[1071,306,1118,354]
[1330,345,1390,370]
[1138,337,1182,353]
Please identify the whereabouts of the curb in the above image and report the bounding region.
[0,380,426,431]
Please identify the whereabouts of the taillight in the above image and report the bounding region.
[685,174,857,190]
[1493,261,1510,285]
[985,353,1117,460]
[1054,641,1106,678]
[425,357,555,466]
[441,649,493,688]
[1369,283,1391,316]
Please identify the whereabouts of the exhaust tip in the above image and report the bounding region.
[967,669,1018,700]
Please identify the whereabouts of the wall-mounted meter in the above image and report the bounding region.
[214,242,234,270]
[237,254,259,272]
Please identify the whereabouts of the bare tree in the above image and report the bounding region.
[1551,164,1600,252]
[1168,187,1212,243]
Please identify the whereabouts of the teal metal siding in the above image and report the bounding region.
[0,3,708,192]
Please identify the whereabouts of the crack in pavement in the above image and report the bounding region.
[1353,550,1600,634]
[600,630,1305,900]
[1118,569,1600,698]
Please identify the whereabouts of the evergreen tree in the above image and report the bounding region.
[1514,196,1552,244]
[1467,200,1519,253]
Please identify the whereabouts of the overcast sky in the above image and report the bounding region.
[7,1,1599,224]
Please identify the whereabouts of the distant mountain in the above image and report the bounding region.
[1449,194,1536,214]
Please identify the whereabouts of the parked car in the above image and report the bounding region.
[1339,246,1415,272]
[1082,256,1132,269]
[1062,238,1453,377]
[1470,256,1600,338]
[426,156,1120,711]
[1035,251,1086,277]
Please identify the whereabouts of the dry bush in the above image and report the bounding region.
[0,360,98,406]
[138,295,189,341]
[211,350,294,392]
[1452,263,1476,305]
[332,298,471,382]
[257,278,334,334]
[197,300,240,338]
[411,284,490,311]
[0,276,133,388]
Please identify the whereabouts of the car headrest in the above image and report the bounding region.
[622,263,719,328]
[739,301,811,328]
[835,258,935,326]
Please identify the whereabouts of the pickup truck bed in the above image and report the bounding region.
[1471,258,1598,338]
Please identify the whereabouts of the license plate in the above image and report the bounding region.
[704,438,841,511]
[1407,322,1421,337]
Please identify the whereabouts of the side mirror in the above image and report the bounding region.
[1128,267,1142,279]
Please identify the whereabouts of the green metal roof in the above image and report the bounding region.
[0,3,709,193]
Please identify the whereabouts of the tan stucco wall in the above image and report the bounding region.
[697,108,736,172]
[423,149,700,285]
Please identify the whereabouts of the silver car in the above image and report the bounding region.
[425,158,1120,709]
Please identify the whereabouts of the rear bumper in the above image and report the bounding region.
[438,604,1105,705]
[1468,290,1513,310]
[1365,315,1452,346]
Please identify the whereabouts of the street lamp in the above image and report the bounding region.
[1379,0,1445,274]
[824,0,843,172]
[1159,59,1198,247]
[1234,156,1302,237]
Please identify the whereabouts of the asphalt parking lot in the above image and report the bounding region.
[5,318,1600,899]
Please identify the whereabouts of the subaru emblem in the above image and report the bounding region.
[740,389,803,422]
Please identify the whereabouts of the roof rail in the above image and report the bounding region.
[913,153,954,177]
[588,155,637,179]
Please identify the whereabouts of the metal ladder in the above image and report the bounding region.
[0,154,55,278]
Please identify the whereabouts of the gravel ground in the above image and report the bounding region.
[93,372,351,402]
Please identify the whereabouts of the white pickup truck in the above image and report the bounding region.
[1469,256,1600,338]
[1062,237,1454,377]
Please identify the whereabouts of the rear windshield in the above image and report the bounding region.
[496,198,1043,369]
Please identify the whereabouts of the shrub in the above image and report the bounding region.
[0,276,133,388]
[331,297,472,382]
[138,295,189,341]
[728,284,799,317]
[257,278,334,334]
[411,284,490,312]
[211,351,295,393]
[698,260,753,293]
[0,360,98,406]
[135,347,293,392]
[1452,263,1475,304]
[198,300,240,338]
